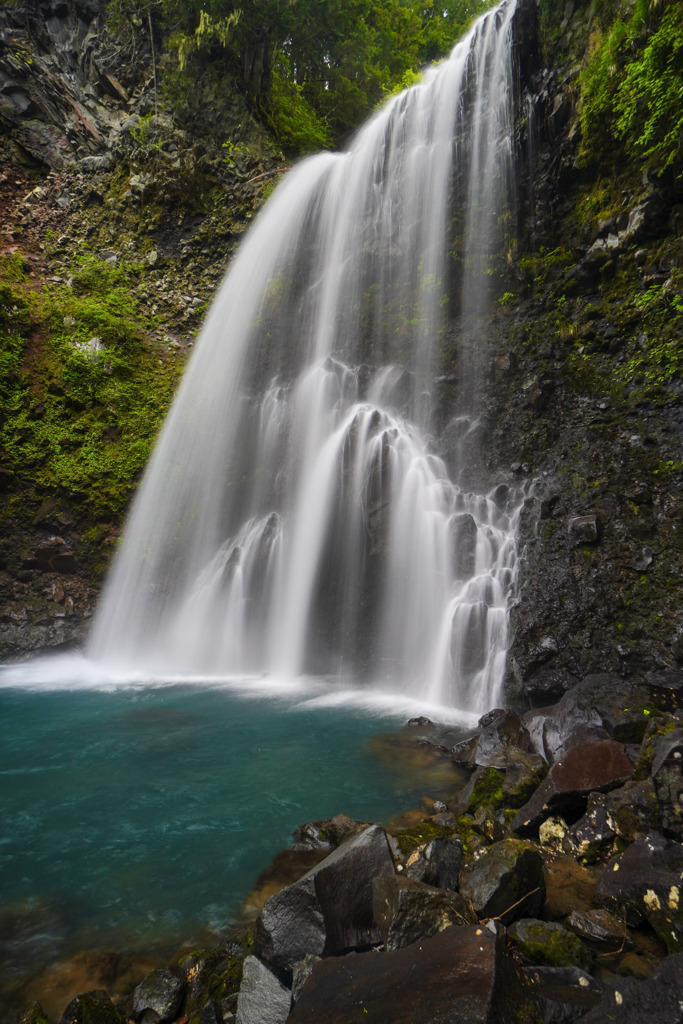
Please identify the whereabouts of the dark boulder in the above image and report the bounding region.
[372,874,473,949]
[580,953,683,1023]
[522,675,658,764]
[255,824,395,970]
[541,851,599,921]
[524,966,603,1024]
[234,956,290,1024]
[566,909,633,954]
[502,748,549,808]
[644,670,683,714]
[472,710,524,768]
[650,728,683,840]
[595,832,683,951]
[132,968,185,1024]
[511,740,633,836]
[291,954,321,1003]
[561,805,616,863]
[404,834,463,889]
[588,780,659,843]
[288,923,532,1024]
[459,838,545,925]
[59,991,123,1024]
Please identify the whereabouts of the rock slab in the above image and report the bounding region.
[235,956,291,1024]
[512,740,633,836]
[255,824,394,970]
[288,924,527,1023]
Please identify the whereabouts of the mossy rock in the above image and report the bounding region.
[634,715,679,780]
[178,944,244,1014]
[393,820,455,856]
[19,1004,50,1024]
[58,990,124,1024]
[460,766,505,815]
[508,918,593,971]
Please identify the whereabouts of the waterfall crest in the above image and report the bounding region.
[90,0,521,714]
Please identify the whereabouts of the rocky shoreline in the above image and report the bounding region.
[17,668,683,1024]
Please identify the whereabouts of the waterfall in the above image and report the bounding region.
[89,0,521,714]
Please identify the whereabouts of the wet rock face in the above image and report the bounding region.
[288,924,529,1024]
[0,0,112,169]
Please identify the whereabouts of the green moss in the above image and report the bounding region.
[19,1004,50,1024]
[0,249,185,526]
[509,919,592,971]
[464,767,505,814]
[393,820,455,856]
[634,716,678,779]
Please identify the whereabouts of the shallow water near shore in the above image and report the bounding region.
[0,657,472,991]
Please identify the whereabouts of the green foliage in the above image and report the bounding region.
[114,0,497,153]
[172,8,242,71]
[579,0,683,172]
[268,59,333,155]
[0,250,184,522]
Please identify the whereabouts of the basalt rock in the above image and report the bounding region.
[650,729,683,840]
[561,805,616,863]
[234,956,290,1024]
[587,780,660,843]
[403,835,464,889]
[372,874,473,949]
[59,991,124,1024]
[459,838,545,925]
[254,824,395,971]
[521,675,656,764]
[580,953,683,1024]
[541,851,599,921]
[595,832,683,952]
[523,966,603,1024]
[132,968,185,1024]
[566,909,633,954]
[511,740,633,836]
[287,923,531,1024]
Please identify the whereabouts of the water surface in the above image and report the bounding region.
[0,666,469,980]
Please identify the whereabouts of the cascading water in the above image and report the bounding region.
[89,0,522,715]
